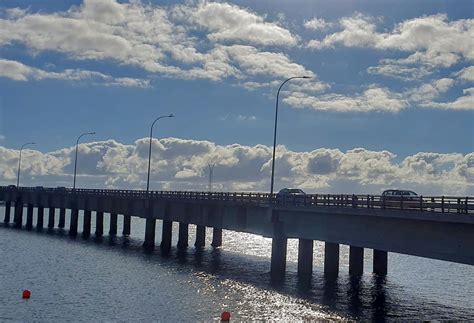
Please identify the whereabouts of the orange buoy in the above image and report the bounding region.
[22,290,31,299]
[221,311,231,322]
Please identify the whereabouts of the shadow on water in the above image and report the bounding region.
[0,223,470,320]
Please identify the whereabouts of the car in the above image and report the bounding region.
[7,185,17,190]
[276,188,307,205]
[382,189,419,201]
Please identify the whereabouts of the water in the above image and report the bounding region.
[1,206,473,321]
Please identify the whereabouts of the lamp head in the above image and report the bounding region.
[302,76,312,79]
[168,113,175,118]
[90,132,96,135]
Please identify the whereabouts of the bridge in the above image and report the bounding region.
[1,186,473,280]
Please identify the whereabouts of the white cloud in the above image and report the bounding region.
[304,18,333,31]
[310,14,474,79]
[421,87,474,110]
[283,86,408,113]
[0,58,150,87]
[0,137,472,195]
[455,66,474,82]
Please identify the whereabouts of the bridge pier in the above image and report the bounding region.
[26,204,34,230]
[144,218,156,250]
[270,221,287,281]
[161,220,173,253]
[122,215,131,236]
[58,208,66,228]
[82,210,92,239]
[14,200,23,228]
[211,228,223,248]
[3,201,11,223]
[297,238,313,277]
[373,249,388,275]
[195,225,206,248]
[37,206,44,230]
[48,207,55,229]
[349,246,364,276]
[109,213,118,235]
[69,208,79,237]
[95,211,104,236]
[177,222,189,249]
[324,242,340,276]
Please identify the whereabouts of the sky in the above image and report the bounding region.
[0,0,473,194]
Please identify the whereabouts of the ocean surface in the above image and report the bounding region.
[1,206,473,321]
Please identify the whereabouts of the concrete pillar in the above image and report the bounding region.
[270,235,288,281]
[48,207,55,229]
[349,246,364,276]
[58,208,66,228]
[82,210,92,239]
[14,201,23,228]
[3,201,11,223]
[211,228,223,248]
[37,206,44,229]
[324,242,340,276]
[26,204,34,230]
[297,239,313,277]
[373,249,388,276]
[95,211,104,236]
[161,220,172,253]
[195,225,206,248]
[143,218,156,250]
[177,222,189,249]
[122,215,131,236]
[109,213,118,235]
[69,208,79,237]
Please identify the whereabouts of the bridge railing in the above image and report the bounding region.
[0,186,472,214]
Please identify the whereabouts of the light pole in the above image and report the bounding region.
[146,114,174,192]
[208,163,215,192]
[270,76,311,196]
[17,142,35,187]
[73,132,95,190]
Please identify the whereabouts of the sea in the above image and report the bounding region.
[0,207,473,321]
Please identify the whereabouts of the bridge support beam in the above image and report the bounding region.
[82,210,92,239]
[324,242,340,276]
[48,207,55,229]
[349,246,364,276]
[211,228,222,248]
[58,208,66,228]
[95,211,104,236]
[69,208,79,237]
[143,218,156,250]
[26,204,34,230]
[122,215,131,236]
[161,220,172,253]
[4,201,11,223]
[37,206,44,230]
[297,238,313,277]
[177,222,188,249]
[373,249,388,276]
[270,237,287,281]
[109,213,117,236]
[14,200,23,228]
[195,225,206,248]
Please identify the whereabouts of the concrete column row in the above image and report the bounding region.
[270,237,388,281]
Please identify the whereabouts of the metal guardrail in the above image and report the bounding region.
[0,186,473,214]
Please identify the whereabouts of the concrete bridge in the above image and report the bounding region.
[1,186,473,280]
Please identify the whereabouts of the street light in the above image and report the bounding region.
[146,114,174,191]
[208,163,215,192]
[73,132,95,190]
[17,142,35,187]
[270,76,311,196]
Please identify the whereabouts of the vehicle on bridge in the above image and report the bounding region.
[382,189,419,201]
[276,188,306,205]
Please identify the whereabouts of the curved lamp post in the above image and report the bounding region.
[270,76,311,196]
[17,142,36,187]
[146,114,174,191]
[73,132,95,190]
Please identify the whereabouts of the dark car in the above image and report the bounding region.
[7,185,17,190]
[276,188,306,205]
[382,189,419,201]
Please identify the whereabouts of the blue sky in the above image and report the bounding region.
[0,0,472,193]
